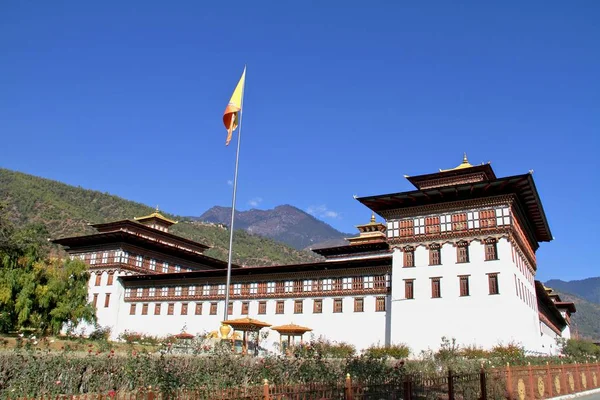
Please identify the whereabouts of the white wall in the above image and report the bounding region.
[389,238,543,355]
[112,295,389,352]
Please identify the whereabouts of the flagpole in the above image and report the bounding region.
[223,66,246,322]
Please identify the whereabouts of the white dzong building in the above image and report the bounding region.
[53,156,574,355]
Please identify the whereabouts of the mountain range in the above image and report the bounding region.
[0,168,320,267]
[544,278,600,341]
[195,205,351,250]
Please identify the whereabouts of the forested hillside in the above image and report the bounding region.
[0,168,320,266]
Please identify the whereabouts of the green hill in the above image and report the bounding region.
[0,168,320,266]
[552,290,600,341]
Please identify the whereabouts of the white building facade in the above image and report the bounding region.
[54,156,574,356]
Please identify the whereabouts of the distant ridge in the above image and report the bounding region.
[0,168,320,266]
[195,205,352,250]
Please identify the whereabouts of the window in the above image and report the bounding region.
[168,303,174,315]
[294,280,302,293]
[92,293,98,307]
[403,246,415,267]
[376,297,386,312]
[234,283,242,295]
[142,303,148,315]
[426,216,441,234]
[242,302,249,315]
[228,302,233,315]
[181,303,188,315]
[130,304,136,315]
[429,244,441,265]
[175,286,182,296]
[218,285,225,295]
[313,299,323,313]
[459,276,470,297]
[342,277,352,290]
[363,276,374,289]
[155,303,161,315]
[203,285,210,296]
[189,285,196,296]
[258,301,267,314]
[210,303,217,315]
[276,301,285,314]
[122,251,129,264]
[440,215,452,232]
[333,299,343,313]
[195,303,202,315]
[404,279,414,299]
[104,293,111,307]
[374,275,387,289]
[431,278,441,298]
[413,217,425,235]
[267,282,276,293]
[161,287,168,297]
[484,239,498,261]
[175,265,181,273]
[294,300,303,314]
[125,288,132,298]
[149,287,156,297]
[387,220,399,238]
[457,241,470,263]
[250,283,258,294]
[90,253,97,265]
[467,211,480,230]
[95,273,102,286]
[303,280,313,292]
[488,274,499,295]
[353,276,363,290]
[160,261,166,273]
[322,278,333,291]
[495,207,510,226]
[135,255,142,268]
[137,288,143,298]
[354,298,364,312]
[107,272,114,286]
[101,252,109,264]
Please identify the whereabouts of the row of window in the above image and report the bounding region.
[403,273,499,299]
[78,251,191,273]
[403,239,498,267]
[92,295,387,315]
[515,274,537,312]
[387,207,511,238]
[123,274,391,299]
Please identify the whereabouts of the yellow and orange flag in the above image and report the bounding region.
[222,67,246,146]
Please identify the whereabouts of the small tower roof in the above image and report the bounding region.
[439,153,474,172]
[134,207,177,226]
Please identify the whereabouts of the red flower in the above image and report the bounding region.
[108,390,116,398]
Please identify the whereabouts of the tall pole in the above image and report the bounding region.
[223,67,246,322]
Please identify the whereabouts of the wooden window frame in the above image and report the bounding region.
[95,273,102,286]
[429,244,441,266]
[181,303,188,315]
[354,298,364,313]
[375,296,386,312]
[104,293,111,308]
[210,302,217,315]
[92,293,98,307]
[242,301,249,315]
[167,303,175,315]
[488,273,500,295]
[227,302,233,315]
[484,238,498,261]
[142,303,148,315]
[313,299,323,314]
[129,303,136,315]
[456,241,470,263]
[333,299,343,313]
[294,300,303,314]
[404,279,414,300]
[276,301,285,314]
[195,302,202,315]
[107,272,114,286]
[258,301,267,315]
[459,275,470,297]
[403,246,415,267]
[431,278,442,298]
[154,303,161,315]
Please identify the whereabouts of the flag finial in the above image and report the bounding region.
[370,212,376,224]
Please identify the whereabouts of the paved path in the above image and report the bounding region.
[577,392,600,400]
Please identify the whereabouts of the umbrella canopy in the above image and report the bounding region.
[175,331,195,339]
[271,323,312,336]
[221,317,271,332]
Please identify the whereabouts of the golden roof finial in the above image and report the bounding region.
[439,153,474,172]
[463,152,468,164]
[156,205,159,212]
[370,212,376,224]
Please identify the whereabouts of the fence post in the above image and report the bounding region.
[528,362,535,400]
[147,389,154,400]
[506,363,513,400]
[448,369,455,400]
[345,373,353,400]
[561,361,568,394]
[263,379,269,400]
[480,365,487,400]
[575,362,581,392]
[546,361,553,398]
[403,374,412,400]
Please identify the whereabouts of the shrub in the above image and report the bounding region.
[363,343,410,359]
[560,338,600,361]
[89,326,111,341]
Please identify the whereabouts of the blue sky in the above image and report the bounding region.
[1,1,598,281]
